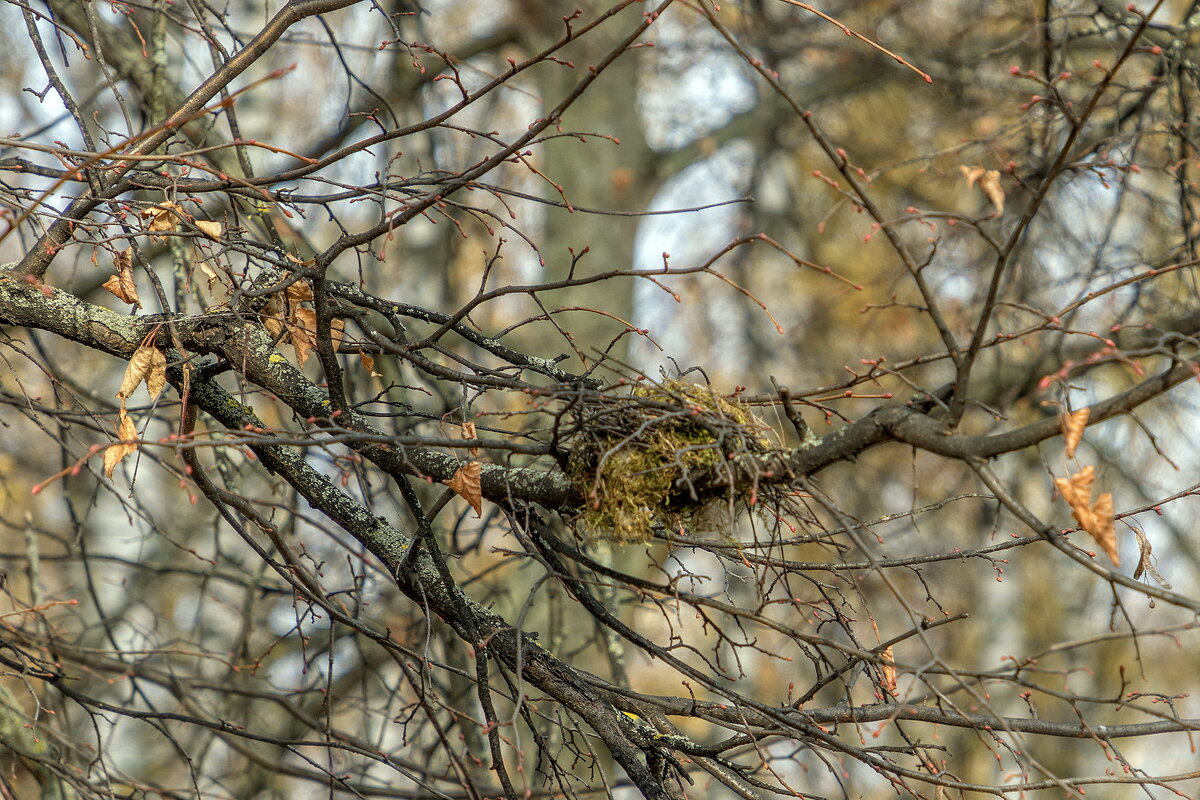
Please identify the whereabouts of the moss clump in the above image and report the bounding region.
[569,380,772,543]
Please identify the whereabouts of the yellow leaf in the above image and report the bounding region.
[194,219,222,240]
[443,460,483,517]
[103,412,139,478]
[1061,407,1090,459]
[102,247,140,307]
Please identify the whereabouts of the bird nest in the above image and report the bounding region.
[567,380,776,543]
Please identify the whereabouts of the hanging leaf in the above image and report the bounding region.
[444,460,482,517]
[102,247,141,307]
[359,352,381,377]
[330,317,346,352]
[1054,465,1119,565]
[287,306,317,366]
[880,646,897,696]
[142,201,183,240]
[285,279,314,303]
[103,412,139,478]
[262,294,285,338]
[118,345,168,405]
[198,261,221,292]
[961,165,1005,216]
[1054,464,1094,510]
[276,277,319,365]
[1132,526,1171,588]
[144,348,167,399]
[1061,407,1090,459]
[1090,492,1118,565]
[462,421,479,457]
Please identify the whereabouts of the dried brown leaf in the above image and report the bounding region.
[1055,466,1119,565]
[103,412,139,478]
[102,247,140,307]
[1054,464,1095,511]
[144,347,167,399]
[194,219,222,240]
[287,307,317,366]
[286,279,314,303]
[979,171,1005,216]
[142,201,182,239]
[102,274,140,307]
[330,317,346,351]
[1132,526,1171,588]
[118,346,167,401]
[443,460,482,517]
[961,165,1005,216]
[262,294,285,338]
[198,261,223,293]
[462,421,479,457]
[1089,492,1119,566]
[359,352,381,377]
[880,646,897,696]
[1062,407,1090,459]
[113,246,132,273]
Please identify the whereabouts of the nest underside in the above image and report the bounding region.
[567,381,779,543]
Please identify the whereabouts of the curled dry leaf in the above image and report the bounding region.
[461,421,479,457]
[1061,407,1090,459]
[443,460,482,517]
[1054,465,1119,565]
[197,261,230,296]
[1054,464,1094,508]
[359,352,381,377]
[1132,526,1171,588]
[880,646,897,696]
[194,220,222,240]
[287,306,317,366]
[103,412,139,478]
[961,165,1005,216]
[142,201,183,240]
[1090,492,1118,565]
[117,345,168,404]
[262,294,285,339]
[331,317,346,352]
[278,277,319,365]
[102,247,141,308]
[285,279,314,303]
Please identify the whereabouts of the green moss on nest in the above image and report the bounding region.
[569,380,772,543]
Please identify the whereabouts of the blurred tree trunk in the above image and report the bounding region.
[519,2,657,369]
